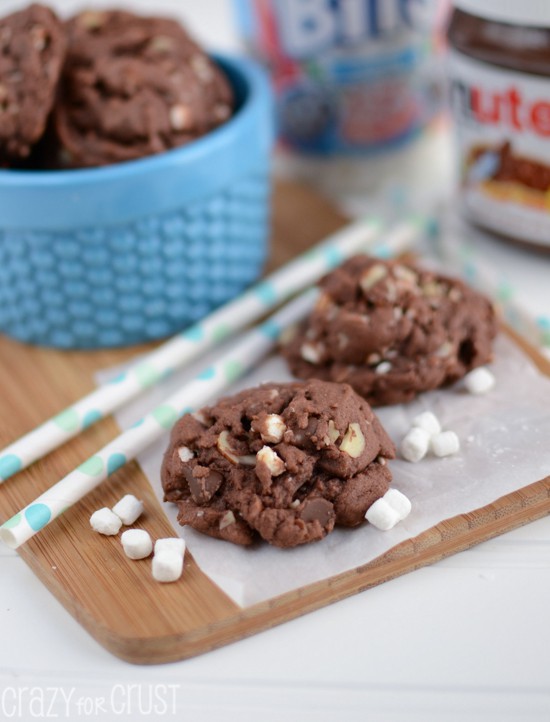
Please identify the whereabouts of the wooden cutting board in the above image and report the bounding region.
[1,181,549,665]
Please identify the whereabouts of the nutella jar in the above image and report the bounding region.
[448,0,550,249]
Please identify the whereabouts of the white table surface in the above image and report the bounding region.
[1,2,550,721]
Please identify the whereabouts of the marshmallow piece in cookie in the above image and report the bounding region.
[121,529,153,560]
[152,551,184,583]
[154,537,186,557]
[90,508,122,536]
[365,498,400,531]
[411,411,441,437]
[300,342,323,364]
[112,494,144,526]
[464,366,495,395]
[401,427,430,463]
[430,430,460,457]
[260,414,287,444]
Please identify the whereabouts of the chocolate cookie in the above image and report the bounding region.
[282,256,497,406]
[54,10,234,167]
[161,380,395,548]
[0,4,65,162]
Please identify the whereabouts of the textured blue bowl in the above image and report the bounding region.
[0,55,273,349]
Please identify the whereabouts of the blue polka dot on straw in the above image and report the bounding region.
[0,454,22,480]
[181,325,203,342]
[25,504,51,532]
[107,453,127,475]
[255,281,277,305]
[324,247,343,268]
[198,366,215,380]
[82,410,102,429]
[261,320,281,340]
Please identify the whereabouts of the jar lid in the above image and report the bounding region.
[453,0,550,28]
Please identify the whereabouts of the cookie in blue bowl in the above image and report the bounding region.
[0,7,273,349]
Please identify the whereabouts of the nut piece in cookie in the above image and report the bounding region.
[0,4,66,162]
[281,256,497,406]
[54,10,234,167]
[161,380,396,548]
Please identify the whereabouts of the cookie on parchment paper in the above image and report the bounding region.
[162,380,395,548]
[282,256,497,406]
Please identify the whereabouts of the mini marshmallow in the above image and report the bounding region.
[121,529,153,560]
[152,551,184,583]
[365,498,400,531]
[400,427,430,463]
[112,494,144,526]
[464,366,495,395]
[383,488,412,521]
[90,508,122,536]
[178,446,194,462]
[154,537,186,558]
[411,411,441,437]
[430,430,460,457]
[262,414,286,444]
[300,342,322,364]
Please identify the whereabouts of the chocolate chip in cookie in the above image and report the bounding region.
[161,380,395,548]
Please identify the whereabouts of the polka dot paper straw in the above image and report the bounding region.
[0,290,318,550]
[0,215,393,485]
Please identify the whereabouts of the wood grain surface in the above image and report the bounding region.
[0,181,549,665]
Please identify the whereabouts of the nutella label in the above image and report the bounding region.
[449,51,550,246]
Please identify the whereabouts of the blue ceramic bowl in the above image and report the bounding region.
[0,55,273,349]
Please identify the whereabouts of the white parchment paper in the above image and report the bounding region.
[97,334,550,607]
